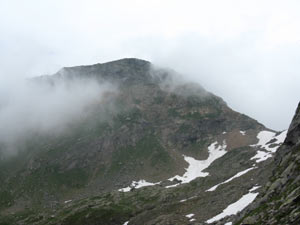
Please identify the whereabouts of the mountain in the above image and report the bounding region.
[234,103,300,225]
[0,58,287,225]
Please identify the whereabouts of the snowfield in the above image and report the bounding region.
[206,185,260,223]
[166,141,227,188]
[185,213,194,218]
[119,140,228,191]
[186,214,196,222]
[251,130,287,163]
[206,167,256,192]
[118,180,160,192]
[64,200,72,204]
[179,195,197,202]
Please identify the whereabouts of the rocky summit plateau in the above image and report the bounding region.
[0,58,298,225]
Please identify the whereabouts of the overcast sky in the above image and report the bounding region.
[0,0,300,131]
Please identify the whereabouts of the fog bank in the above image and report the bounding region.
[0,76,115,154]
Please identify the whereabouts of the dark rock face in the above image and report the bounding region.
[285,102,300,146]
[235,102,300,225]
[0,59,284,225]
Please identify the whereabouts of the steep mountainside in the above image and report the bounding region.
[0,59,287,225]
[235,103,300,225]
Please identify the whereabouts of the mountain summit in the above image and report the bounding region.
[0,59,288,225]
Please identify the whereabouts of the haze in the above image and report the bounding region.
[1,0,300,130]
[0,76,115,155]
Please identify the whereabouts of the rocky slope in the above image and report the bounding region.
[0,59,287,225]
[234,103,300,225]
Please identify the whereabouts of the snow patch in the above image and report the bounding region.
[186,213,194,218]
[206,186,259,223]
[249,185,260,192]
[224,222,232,225]
[180,196,197,202]
[251,130,287,152]
[240,131,246,135]
[166,141,227,188]
[251,150,274,163]
[206,167,256,192]
[119,180,160,192]
[64,200,72,204]
[250,130,287,163]
[274,130,288,145]
[119,141,230,191]
[123,221,129,225]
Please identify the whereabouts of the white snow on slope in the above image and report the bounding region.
[186,214,194,218]
[123,221,129,225]
[186,214,196,222]
[250,130,287,163]
[119,141,228,191]
[224,222,232,225]
[206,167,256,192]
[240,131,246,135]
[206,186,259,223]
[252,130,287,152]
[180,195,197,202]
[251,150,273,163]
[118,180,160,192]
[249,185,261,192]
[275,130,288,144]
[166,141,227,188]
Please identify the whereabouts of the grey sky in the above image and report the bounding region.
[1,0,300,130]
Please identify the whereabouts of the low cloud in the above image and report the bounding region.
[1,0,300,131]
[0,75,116,155]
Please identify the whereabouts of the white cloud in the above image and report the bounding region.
[0,0,300,130]
[0,77,115,154]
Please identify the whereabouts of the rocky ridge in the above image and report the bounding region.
[234,102,300,225]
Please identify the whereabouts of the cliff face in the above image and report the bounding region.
[236,103,300,225]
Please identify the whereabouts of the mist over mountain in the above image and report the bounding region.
[2,1,300,132]
[0,75,116,155]
[0,59,209,156]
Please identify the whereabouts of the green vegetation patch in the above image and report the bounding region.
[113,107,142,129]
[0,190,14,208]
[168,108,180,117]
[22,166,88,194]
[109,135,171,173]
[61,204,133,225]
